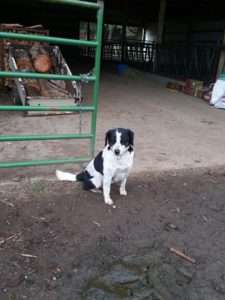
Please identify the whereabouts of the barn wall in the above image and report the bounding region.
[146,19,225,44]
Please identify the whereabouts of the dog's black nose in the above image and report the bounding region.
[114,149,120,156]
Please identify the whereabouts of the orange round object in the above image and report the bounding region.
[33,55,53,73]
[17,60,32,69]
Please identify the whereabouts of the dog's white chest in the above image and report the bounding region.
[111,158,130,182]
[108,151,133,178]
[115,158,131,172]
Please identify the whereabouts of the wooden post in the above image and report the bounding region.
[217,30,225,76]
[154,0,166,72]
[121,0,127,63]
[143,27,146,43]
[74,19,80,57]
[156,0,166,44]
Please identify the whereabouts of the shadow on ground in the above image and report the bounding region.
[1,169,225,299]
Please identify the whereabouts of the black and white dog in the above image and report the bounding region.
[56,128,134,206]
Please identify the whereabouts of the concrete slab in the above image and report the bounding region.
[0,68,225,180]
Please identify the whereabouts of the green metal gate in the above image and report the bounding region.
[0,0,104,168]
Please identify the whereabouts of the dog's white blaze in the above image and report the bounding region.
[110,130,126,156]
[116,131,121,146]
[55,170,76,181]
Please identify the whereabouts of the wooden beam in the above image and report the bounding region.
[217,29,225,76]
[121,0,128,63]
[156,0,166,43]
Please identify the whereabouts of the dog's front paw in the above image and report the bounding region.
[104,197,113,206]
[120,189,127,196]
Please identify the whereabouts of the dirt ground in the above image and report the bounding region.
[1,170,225,299]
[1,66,225,299]
[1,66,225,180]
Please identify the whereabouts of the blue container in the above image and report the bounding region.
[117,64,128,75]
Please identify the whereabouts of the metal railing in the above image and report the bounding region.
[80,40,156,66]
[0,0,104,168]
[80,39,221,82]
[154,42,220,83]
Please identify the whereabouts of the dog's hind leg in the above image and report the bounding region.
[90,189,102,194]
[83,171,97,190]
[76,172,85,181]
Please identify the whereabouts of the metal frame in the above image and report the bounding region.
[8,44,83,108]
[0,0,104,168]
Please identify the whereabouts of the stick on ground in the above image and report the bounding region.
[168,246,196,263]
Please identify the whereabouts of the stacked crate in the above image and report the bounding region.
[0,24,49,87]
[184,79,203,98]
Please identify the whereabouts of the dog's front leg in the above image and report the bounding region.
[103,175,113,205]
[120,176,128,196]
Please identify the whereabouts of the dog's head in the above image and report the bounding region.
[105,128,134,157]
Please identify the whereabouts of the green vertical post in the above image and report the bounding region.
[90,0,104,158]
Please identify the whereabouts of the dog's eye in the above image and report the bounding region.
[121,141,129,147]
[109,142,115,147]
[109,138,116,146]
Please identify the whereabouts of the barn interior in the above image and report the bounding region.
[1,0,225,178]
[2,3,225,299]
[1,0,225,82]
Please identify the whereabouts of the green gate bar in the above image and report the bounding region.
[0,157,91,168]
[0,106,95,111]
[0,71,96,81]
[43,0,100,9]
[0,0,104,168]
[0,32,98,47]
[0,133,93,142]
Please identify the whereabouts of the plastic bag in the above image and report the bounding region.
[214,97,225,109]
[210,79,225,106]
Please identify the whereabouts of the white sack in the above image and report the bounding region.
[210,79,225,105]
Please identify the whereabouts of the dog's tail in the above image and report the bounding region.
[55,170,84,182]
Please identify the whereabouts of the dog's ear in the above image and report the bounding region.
[127,129,134,146]
[105,130,112,146]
